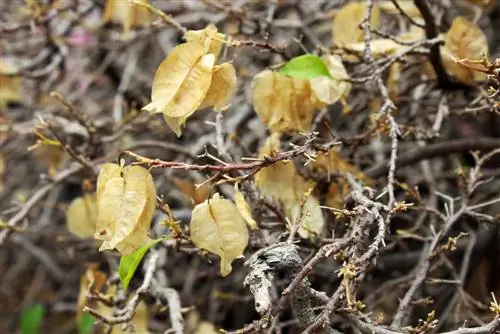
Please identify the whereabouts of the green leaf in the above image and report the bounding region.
[78,314,95,334]
[119,238,162,290]
[279,54,332,80]
[20,304,45,334]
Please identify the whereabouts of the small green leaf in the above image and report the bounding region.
[20,304,45,334]
[78,314,95,334]
[119,238,162,290]
[279,54,332,80]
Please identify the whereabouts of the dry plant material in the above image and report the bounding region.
[102,0,151,34]
[198,62,237,112]
[0,68,21,109]
[255,134,324,238]
[440,16,489,84]
[234,183,258,230]
[332,2,380,47]
[66,193,98,239]
[183,24,226,57]
[309,55,352,107]
[143,24,235,135]
[77,264,107,321]
[95,163,156,255]
[251,70,318,133]
[143,42,215,136]
[110,302,150,334]
[378,1,421,17]
[308,149,373,209]
[173,177,210,205]
[189,193,249,276]
[343,38,401,58]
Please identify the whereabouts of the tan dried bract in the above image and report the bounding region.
[183,24,226,58]
[198,62,237,112]
[234,183,258,230]
[332,2,380,47]
[255,134,324,238]
[308,149,373,209]
[66,193,98,239]
[310,55,351,106]
[102,0,151,34]
[251,70,318,133]
[441,17,489,84]
[143,42,215,136]
[190,193,249,276]
[95,163,156,255]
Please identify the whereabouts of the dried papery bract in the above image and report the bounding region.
[255,134,325,238]
[0,60,21,109]
[183,24,226,57]
[77,264,107,322]
[251,70,318,133]
[234,183,258,230]
[142,43,215,136]
[199,62,237,111]
[95,163,156,255]
[332,2,380,47]
[308,149,373,209]
[441,16,489,84]
[291,192,325,238]
[190,193,249,276]
[66,193,98,238]
[102,0,151,34]
[310,55,352,107]
[254,133,298,203]
[379,1,421,17]
[344,39,401,58]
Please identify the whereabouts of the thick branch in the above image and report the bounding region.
[365,138,500,178]
[413,0,453,89]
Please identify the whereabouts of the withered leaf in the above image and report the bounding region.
[190,193,249,276]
